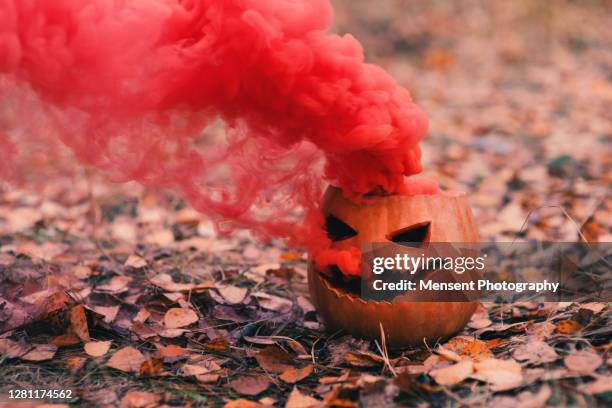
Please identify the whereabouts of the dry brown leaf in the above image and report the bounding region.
[0,338,31,358]
[70,265,92,279]
[280,364,314,383]
[229,375,271,396]
[119,390,162,408]
[91,305,121,324]
[50,332,81,347]
[223,399,265,408]
[182,360,222,376]
[296,296,314,313]
[472,358,523,391]
[124,254,148,269]
[490,384,552,408]
[133,308,151,324]
[259,397,276,406]
[163,307,198,329]
[344,351,385,367]
[106,346,147,373]
[436,346,462,363]
[578,376,612,394]
[564,349,602,374]
[95,275,132,294]
[21,344,57,362]
[579,302,607,314]
[436,336,494,361]
[513,341,558,365]
[145,228,175,246]
[150,273,214,292]
[66,356,87,373]
[69,304,90,342]
[196,373,220,384]
[468,318,493,329]
[84,340,112,357]
[216,284,248,305]
[429,361,474,386]
[205,338,231,353]
[253,292,293,313]
[555,319,582,335]
[255,346,295,373]
[526,321,556,341]
[139,357,163,376]
[285,387,321,408]
[154,344,188,363]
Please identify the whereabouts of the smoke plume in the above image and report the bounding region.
[0,0,436,269]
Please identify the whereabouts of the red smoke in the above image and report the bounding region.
[0,0,436,273]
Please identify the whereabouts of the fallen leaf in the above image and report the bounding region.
[84,340,112,357]
[579,302,607,314]
[195,373,220,384]
[468,318,493,329]
[564,349,602,374]
[145,228,175,246]
[216,284,248,305]
[133,308,151,324]
[0,339,31,358]
[69,304,90,342]
[66,356,87,373]
[155,344,188,363]
[555,320,582,335]
[285,387,321,408]
[224,399,265,408]
[472,358,523,391]
[91,305,120,324]
[182,359,222,376]
[150,273,214,292]
[526,321,556,341]
[119,390,162,408]
[430,361,474,386]
[229,375,271,396]
[159,328,187,338]
[344,351,385,367]
[255,346,295,373]
[107,346,147,373]
[296,296,314,313]
[21,344,57,362]
[259,397,276,406]
[513,341,558,365]
[253,292,292,313]
[205,338,231,353]
[280,364,314,383]
[579,376,612,394]
[139,357,163,376]
[490,384,552,408]
[50,332,81,347]
[124,254,148,269]
[95,275,132,294]
[164,308,198,329]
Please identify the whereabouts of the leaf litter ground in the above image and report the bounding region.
[0,1,611,407]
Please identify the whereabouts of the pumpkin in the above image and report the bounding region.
[308,186,479,347]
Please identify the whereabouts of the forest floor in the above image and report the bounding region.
[0,0,611,407]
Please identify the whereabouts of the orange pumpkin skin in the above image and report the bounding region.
[308,186,479,347]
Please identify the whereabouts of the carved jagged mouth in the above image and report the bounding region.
[317,265,431,302]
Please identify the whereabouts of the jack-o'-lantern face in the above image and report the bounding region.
[322,186,478,251]
[307,186,480,347]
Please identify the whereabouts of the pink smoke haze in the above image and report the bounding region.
[0,0,437,268]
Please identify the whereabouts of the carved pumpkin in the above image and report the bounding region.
[308,186,479,347]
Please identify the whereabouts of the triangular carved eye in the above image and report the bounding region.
[389,222,431,246]
[325,215,358,242]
